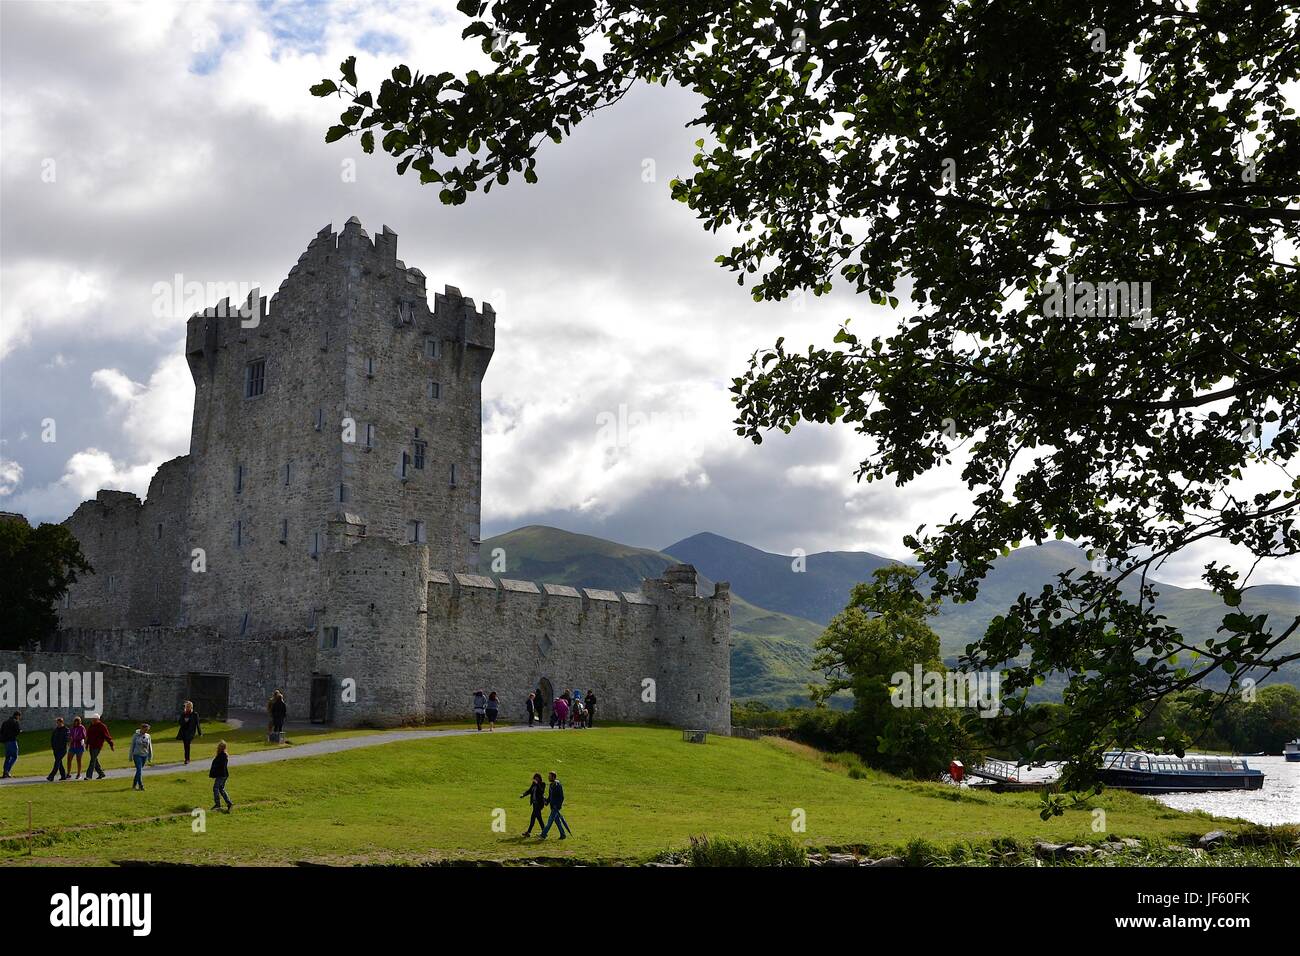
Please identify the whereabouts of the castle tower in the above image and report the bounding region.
[174,218,494,636]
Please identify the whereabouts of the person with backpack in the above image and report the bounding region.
[1,711,21,778]
[485,691,500,731]
[177,700,202,764]
[539,771,570,840]
[46,717,71,781]
[129,723,153,790]
[67,716,87,779]
[209,740,233,813]
[519,771,546,836]
[473,690,487,731]
[85,714,114,780]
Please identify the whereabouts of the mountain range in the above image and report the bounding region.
[481,526,1300,708]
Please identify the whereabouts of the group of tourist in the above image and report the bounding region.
[522,688,597,729]
[0,702,236,813]
[2,710,117,781]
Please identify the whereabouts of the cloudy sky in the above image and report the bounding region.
[1,0,1295,589]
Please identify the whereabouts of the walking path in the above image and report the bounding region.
[0,723,550,789]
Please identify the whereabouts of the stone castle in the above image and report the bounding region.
[45,218,731,732]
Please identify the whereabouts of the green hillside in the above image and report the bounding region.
[668,533,1300,689]
[482,526,822,706]
[0,726,1229,866]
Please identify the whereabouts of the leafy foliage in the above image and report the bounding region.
[810,566,978,776]
[315,1,1300,785]
[0,520,92,650]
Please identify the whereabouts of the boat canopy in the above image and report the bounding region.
[1101,751,1251,773]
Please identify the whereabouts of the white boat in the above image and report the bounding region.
[1285,739,1300,763]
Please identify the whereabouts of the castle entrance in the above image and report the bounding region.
[538,678,554,715]
[310,674,332,723]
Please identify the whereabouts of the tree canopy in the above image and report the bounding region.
[0,518,91,650]
[315,1,1300,786]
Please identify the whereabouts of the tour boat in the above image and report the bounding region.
[1285,739,1300,763]
[1099,751,1265,793]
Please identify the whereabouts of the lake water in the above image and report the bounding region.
[967,756,1300,825]
[1152,756,1300,826]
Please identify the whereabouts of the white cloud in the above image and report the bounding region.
[0,458,22,496]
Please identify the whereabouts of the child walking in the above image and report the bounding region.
[209,740,233,812]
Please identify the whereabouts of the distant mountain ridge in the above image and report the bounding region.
[482,525,1300,706]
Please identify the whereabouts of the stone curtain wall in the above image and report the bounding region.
[421,567,732,733]
[50,628,316,716]
[59,455,192,630]
[0,650,188,731]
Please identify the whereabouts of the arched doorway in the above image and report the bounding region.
[538,677,554,721]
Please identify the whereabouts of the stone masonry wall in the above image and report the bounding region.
[50,627,316,716]
[0,650,188,732]
[316,536,430,726]
[44,219,730,735]
[422,566,732,733]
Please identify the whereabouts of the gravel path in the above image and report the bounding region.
[0,723,550,788]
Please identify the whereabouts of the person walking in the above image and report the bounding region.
[47,717,71,781]
[177,700,202,765]
[585,691,597,728]
[485,691,500,731]
[209,741,233,813]
[0,711,20,778]
[129,723,153,791]
[269,691,287,738]
[67,717,87,779]
[519,772,546,836]
[552,695,569,730]
[539,771,570,840]
[85,714,114,780]
[473,690,487,731]
[525,693,537,726]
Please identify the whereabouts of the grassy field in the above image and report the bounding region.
[0,726,1254,866]
[3,719,471,779]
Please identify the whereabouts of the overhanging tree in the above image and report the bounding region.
[313,1,1300,789]
[0,519,92,650]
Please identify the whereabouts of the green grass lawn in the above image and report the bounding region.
[3,719,489,779]
[0,727,1243,866]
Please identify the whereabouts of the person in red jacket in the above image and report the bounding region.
[84,714,114,780]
